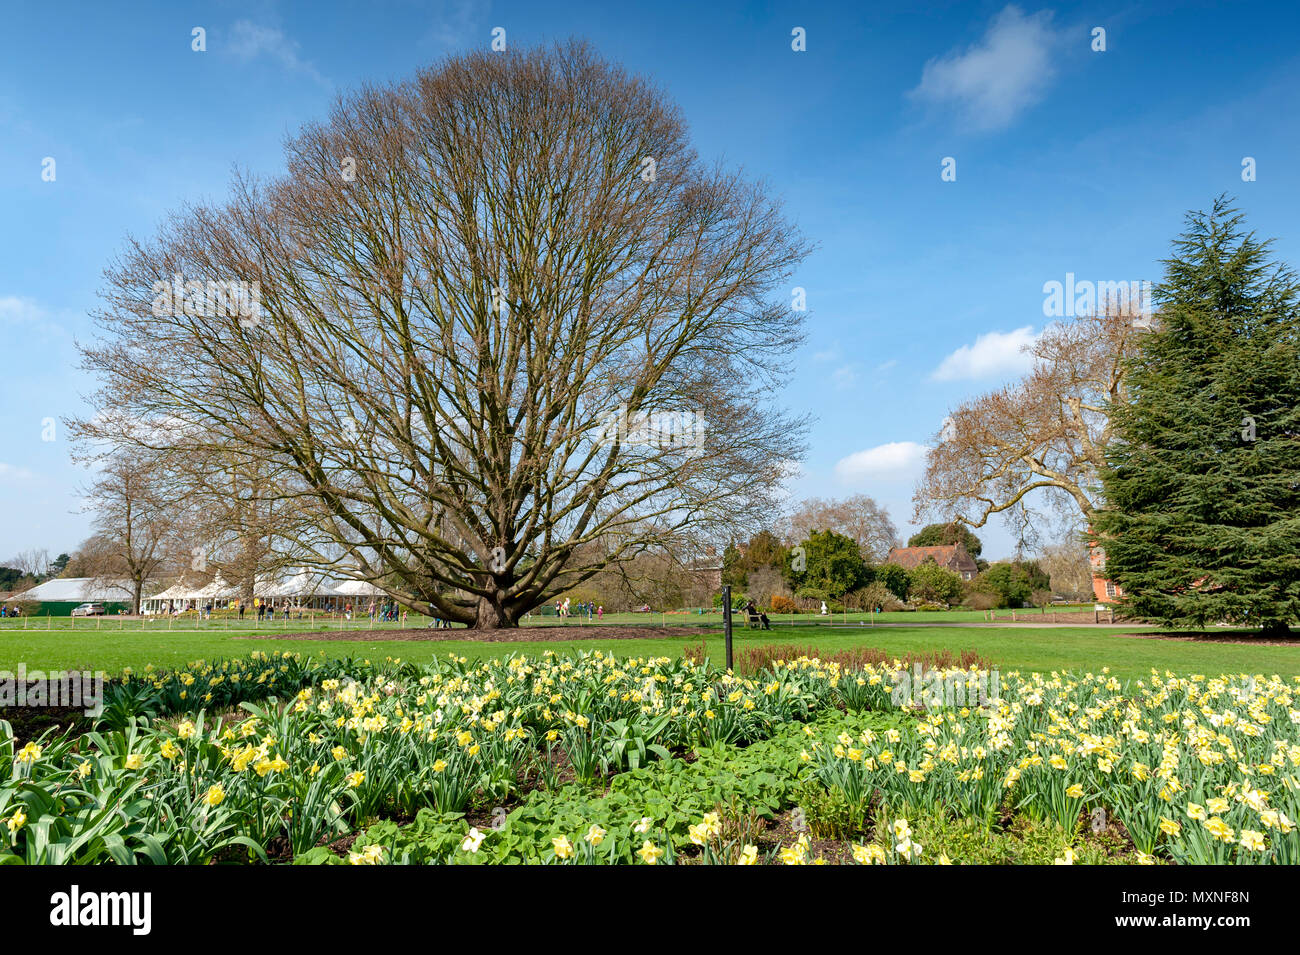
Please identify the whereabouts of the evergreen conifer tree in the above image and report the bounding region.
[1096,197,1300,635]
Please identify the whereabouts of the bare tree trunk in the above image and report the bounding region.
[473,587,519,629]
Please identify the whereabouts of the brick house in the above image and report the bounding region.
[1089,543,1124,603]
[885,544,979,581]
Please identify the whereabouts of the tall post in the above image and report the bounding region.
[722,585,733,672]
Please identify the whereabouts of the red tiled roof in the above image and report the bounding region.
[885,544,977,572]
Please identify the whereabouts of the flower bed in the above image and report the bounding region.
[2,650,1297,864]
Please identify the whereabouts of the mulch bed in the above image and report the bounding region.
[233,625,715,643]
[3,706,91,741]
[757,808,858,865]
[1116,630,1300,647]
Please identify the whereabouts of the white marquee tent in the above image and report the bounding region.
[8,577,135,604]
[332,579,387,598]
[142,571,393,615]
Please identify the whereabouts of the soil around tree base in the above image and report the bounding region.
[233,624,717,643]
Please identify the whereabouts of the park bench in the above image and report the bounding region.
[745,610,763,630]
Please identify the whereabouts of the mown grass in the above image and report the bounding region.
[0,604,1098,634]
[1,622,1297,681]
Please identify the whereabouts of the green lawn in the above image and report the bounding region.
[0,604,1096,634]
[2,621,1297,682]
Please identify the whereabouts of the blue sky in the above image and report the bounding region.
[2,0,1299,563]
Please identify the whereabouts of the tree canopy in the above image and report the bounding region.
[783,529,871,599]
[72,42,810,628]
[781,495,898,562]
[1096,197,1300,634]
[914,301,1146,547]
[907,561,964,605]
[907,522,983,558]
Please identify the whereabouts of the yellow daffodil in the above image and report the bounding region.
[637,840,664,864]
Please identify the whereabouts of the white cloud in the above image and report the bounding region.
[0,295,37,322]
[427,0,481,49]
[831,364,860,391]
[812,344,839,363]
[834,441,928,484]
[227,21,330,87]
[0,462,38,483]
[930,326,1038,381]
[875,359,898,373]
[910,5,1060,131]
[0,295,67,337]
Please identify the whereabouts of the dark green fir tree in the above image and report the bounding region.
[1096,197,1300,635]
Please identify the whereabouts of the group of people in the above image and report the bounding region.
[367,602,407,623]
[552,597,603,620]
[0,605,21,618]
[253,603,296,620]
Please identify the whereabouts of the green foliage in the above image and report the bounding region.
[1098,197,1300,634]
[1,650,897,865]
[792,778,871,840]
[347,811,472,864]
[908,523,982,558]
[1020,560,1050,592]
[721,542,744,589]
[785,529,871,598]
[874,563,911,601]
[863,807,1123,865]
[0,716,267,864]
[971,563,1035,608]
[441,727,806,863]
[98,651,332,729]
[723,530,787,590]
[361,709,905,864]
[0,567,23,592]
[290,846,345,865]
[907,562,964,605]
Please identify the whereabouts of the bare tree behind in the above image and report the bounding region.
[72,42,810,628]
[913,302,1149,544]
[1038,538,1094,602]
[157,451,316,602]
[780,494,898,562]
[8,548,51,582]
[82,454,174,613]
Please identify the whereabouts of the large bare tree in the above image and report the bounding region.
[780,494,898,562]
[73,42,810,628]
[913,303,1148,543]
